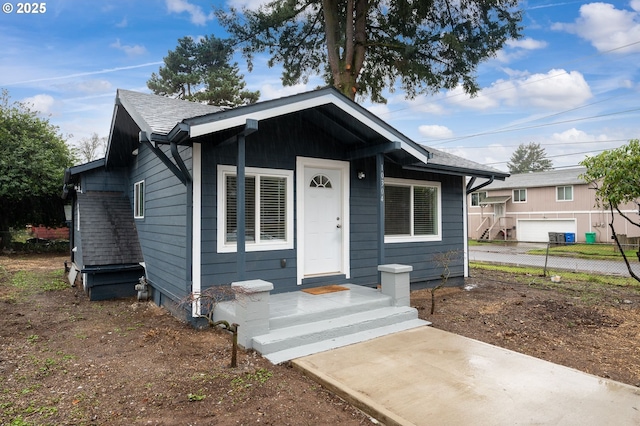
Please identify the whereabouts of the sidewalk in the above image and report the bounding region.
[293,326,640,425]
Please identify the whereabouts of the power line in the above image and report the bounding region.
[427,107,640,146]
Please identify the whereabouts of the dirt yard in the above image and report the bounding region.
[1,255,639,425]
[412,268,640,387]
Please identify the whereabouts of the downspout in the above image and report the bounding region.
[141,127,194,311]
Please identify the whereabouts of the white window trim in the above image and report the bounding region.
[556,185,573,202]
[134,180,144,218]
[217,165,294,253]
[471,191,487,207]
[384,177,442,243]
[513,188,527,203]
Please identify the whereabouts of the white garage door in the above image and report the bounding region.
[517,219,577,243]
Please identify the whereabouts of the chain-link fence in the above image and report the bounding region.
[469,239,640,279]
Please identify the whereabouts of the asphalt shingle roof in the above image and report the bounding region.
[117,89,223,135]
[77,191,144,266]
[482,167,587,190]
[113,88,509,179]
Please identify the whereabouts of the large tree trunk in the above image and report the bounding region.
[322,0,368,100]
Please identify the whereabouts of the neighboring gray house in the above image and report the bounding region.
[63,87,507,315]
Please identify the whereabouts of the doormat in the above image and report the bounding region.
[301,285,349,295]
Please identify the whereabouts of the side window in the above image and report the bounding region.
[556,186,573,201]
[513,188,527,203]
[471,191,487,207]
[134,180,144,218]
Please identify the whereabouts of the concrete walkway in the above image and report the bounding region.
[293,326,640,425]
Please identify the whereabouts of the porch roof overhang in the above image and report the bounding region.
[181,87,432,166]
[480,195,511,205]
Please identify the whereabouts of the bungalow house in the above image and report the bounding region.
[62,87,507,357]
[467,167,640,244]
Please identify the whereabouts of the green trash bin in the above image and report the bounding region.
[585,232,596,244]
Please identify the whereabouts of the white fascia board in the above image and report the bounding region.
[188,92,430,165]
[189,93,337,138]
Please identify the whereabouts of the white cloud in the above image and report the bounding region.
[259,83,309,100]
[553,3,640,53]
[505,37,548,50]
[21,94,55,115]
[418,125,453,139]
[446,86,500,110]
[115,17,128,28]
[515,69,592,109]
[449,69,592,111]
[110,39,147,57]
[226,0,270,10]
[367,103,391,118]
[165,0,214,26]
[497,37,547,63]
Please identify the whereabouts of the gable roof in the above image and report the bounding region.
[77,191,144,267]
[106,87,508,179]
[482,167,587,190]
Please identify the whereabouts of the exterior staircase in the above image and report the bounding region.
[214,270,431,364]
[253,295,428,364]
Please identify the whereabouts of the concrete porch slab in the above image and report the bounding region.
[293,326,640,426]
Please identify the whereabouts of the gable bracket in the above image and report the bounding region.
[466,176,495,195]
[140,131,188,185]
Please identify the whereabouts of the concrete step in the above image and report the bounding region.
[268,291,393,330]
[252,306,425,360]
[263,318,430,364]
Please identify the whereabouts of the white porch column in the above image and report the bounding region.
[231,279,273,349]
[378,264,412,307]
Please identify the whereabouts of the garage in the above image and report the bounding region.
[517,219,577,243]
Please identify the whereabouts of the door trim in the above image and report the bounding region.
[296,157,350,285]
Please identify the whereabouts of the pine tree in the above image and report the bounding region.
[507,142,553,174]
[147,36,259,107]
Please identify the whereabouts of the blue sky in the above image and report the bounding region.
[1,0,639,172]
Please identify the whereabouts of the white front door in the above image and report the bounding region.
[297,158,350,283]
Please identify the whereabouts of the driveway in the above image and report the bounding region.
[293,326,640,425]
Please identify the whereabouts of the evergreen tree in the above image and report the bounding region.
[507,142,553,174]
[147,36,259,107]
[216,0,522,102]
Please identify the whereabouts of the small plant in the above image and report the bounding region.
[187,391,206,402]
[180,285,248,368]
[430,250,461,314]
[26,334,39,344]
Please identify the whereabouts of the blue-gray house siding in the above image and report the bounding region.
[63,87,508,316]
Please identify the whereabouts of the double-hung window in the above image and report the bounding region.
[557,186,573,201]
[471,191,487,207]
[134,180,144,218]
[217,165,293,252]
[384,178,441,243]
[513,188,527,203]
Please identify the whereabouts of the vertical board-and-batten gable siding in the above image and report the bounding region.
[131,141,191,301]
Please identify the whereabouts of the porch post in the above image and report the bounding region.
[237,134,246,281]
[378,264,412,307]
[376,153,385,267]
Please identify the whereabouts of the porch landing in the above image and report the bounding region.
[216,284,430,364]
